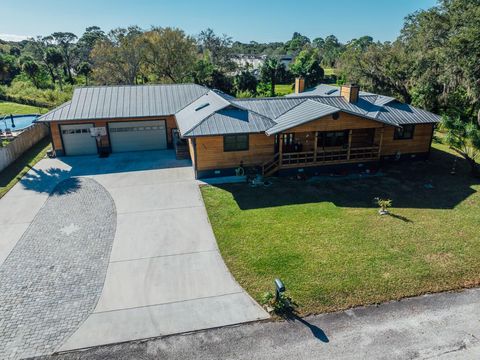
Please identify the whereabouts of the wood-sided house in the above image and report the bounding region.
[38,80,440,178]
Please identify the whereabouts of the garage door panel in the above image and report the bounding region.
[61,124,97,156]
[109,120,167,153]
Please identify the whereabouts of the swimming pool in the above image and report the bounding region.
[0,114,39,132]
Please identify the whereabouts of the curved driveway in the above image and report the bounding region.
[0,150,267,356]
[0,178,116,359]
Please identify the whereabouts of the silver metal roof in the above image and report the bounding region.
[39,83,440,138]
[266,100,339,135]
[175,90,231,136]
[185,108,276,136]
[39,84,208,122]
[230,98,305,119]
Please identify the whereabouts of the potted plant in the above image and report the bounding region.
[375,197,392,215]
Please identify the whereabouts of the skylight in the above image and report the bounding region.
[326,89,337,95]
[195,103,210,111]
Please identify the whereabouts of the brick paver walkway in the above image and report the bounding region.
[0,177,116,359]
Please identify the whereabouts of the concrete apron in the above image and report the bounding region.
[56,154,268,351]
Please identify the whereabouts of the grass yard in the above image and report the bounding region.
[0,101,48,116]
[201,142,480,315]
[324,68,336,76]
[0,137,51,198]
[275,84,294,96]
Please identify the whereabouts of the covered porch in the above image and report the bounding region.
[262,127,384,175]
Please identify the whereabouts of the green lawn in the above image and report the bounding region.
[0,137,52,198]
[0,101,48,116]
[201,143,480,315]
[324,68,336,76]
[275,84,294,96]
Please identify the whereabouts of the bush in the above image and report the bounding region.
[2,79,72,107]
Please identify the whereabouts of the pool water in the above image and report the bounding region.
[0,114,39,131]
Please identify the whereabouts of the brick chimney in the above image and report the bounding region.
[294,78,305,94]
[340,84,360,103]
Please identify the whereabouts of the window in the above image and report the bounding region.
[394,124,415,140]
[224,134,249,152]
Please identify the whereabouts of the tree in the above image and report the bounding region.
[143,27,197,83]
[290,47,324,88]
[51,32,78,83]
[234,69,258,94]
[91,27,146,85]
[76,26,106,63]
[0,53,19,84]
[198,28,235,71]
[20,57,41,88]
[45,47,64,90]
[442,115,480,176]
[338,41,413,103]
[76,61,92,85]
[28,36,57,86]
[285,32,310,54]
[192,56,215,86]
[260,57,284,97]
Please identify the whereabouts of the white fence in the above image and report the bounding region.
[0,124,49,172]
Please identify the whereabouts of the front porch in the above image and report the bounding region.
[262,128,384,176]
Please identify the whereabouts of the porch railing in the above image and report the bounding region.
[281,146,380,167]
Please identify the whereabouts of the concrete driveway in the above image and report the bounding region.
[0,150,268,358]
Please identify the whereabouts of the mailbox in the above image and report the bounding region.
[274,278,285,300]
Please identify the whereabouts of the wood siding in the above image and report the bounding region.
[195,134,275,171]
[50,115,177,153]
[290,112,382,133]
[381,123,434,156]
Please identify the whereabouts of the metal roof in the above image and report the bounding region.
[230,98,305,119]
[38,84,208,122]
[185,108,276,136]
[39,83,440,138]
[175,90,231,136]
[266,100,339,135]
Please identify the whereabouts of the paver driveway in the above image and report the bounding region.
[0,150,268,358]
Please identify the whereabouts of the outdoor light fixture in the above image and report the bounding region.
[274,278,285,300]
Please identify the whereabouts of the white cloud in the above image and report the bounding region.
[0,33,32,42]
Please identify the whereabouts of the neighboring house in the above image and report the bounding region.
[38,79,440,179]
[231,54,267,71]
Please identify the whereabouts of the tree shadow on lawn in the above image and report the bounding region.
[212,148,479,210]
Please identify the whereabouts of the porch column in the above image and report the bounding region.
[347,129,353,160]
[313,131,318,162]
[279,134,283,167]
[378,127,384,158]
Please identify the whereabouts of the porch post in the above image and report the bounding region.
[378,127,384,158]
[347,129,353,160]
[313,131,318,162]
[279,134,283,167]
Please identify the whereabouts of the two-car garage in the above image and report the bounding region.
[60,120,168,156]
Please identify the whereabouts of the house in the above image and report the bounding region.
[38,80,440,179]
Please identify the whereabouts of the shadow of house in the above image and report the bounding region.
[211,148,479,210]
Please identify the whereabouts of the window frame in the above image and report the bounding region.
[223,134,249,152]
[394,124,415,140]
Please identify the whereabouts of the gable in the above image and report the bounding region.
[283,111,384,133]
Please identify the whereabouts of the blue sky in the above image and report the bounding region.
[1,0,437,43]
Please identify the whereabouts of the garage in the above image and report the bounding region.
[60,124,97,156]
[108,120,167,153]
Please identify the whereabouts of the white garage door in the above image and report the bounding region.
[109,120,167,153]
[61,124,97,156]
